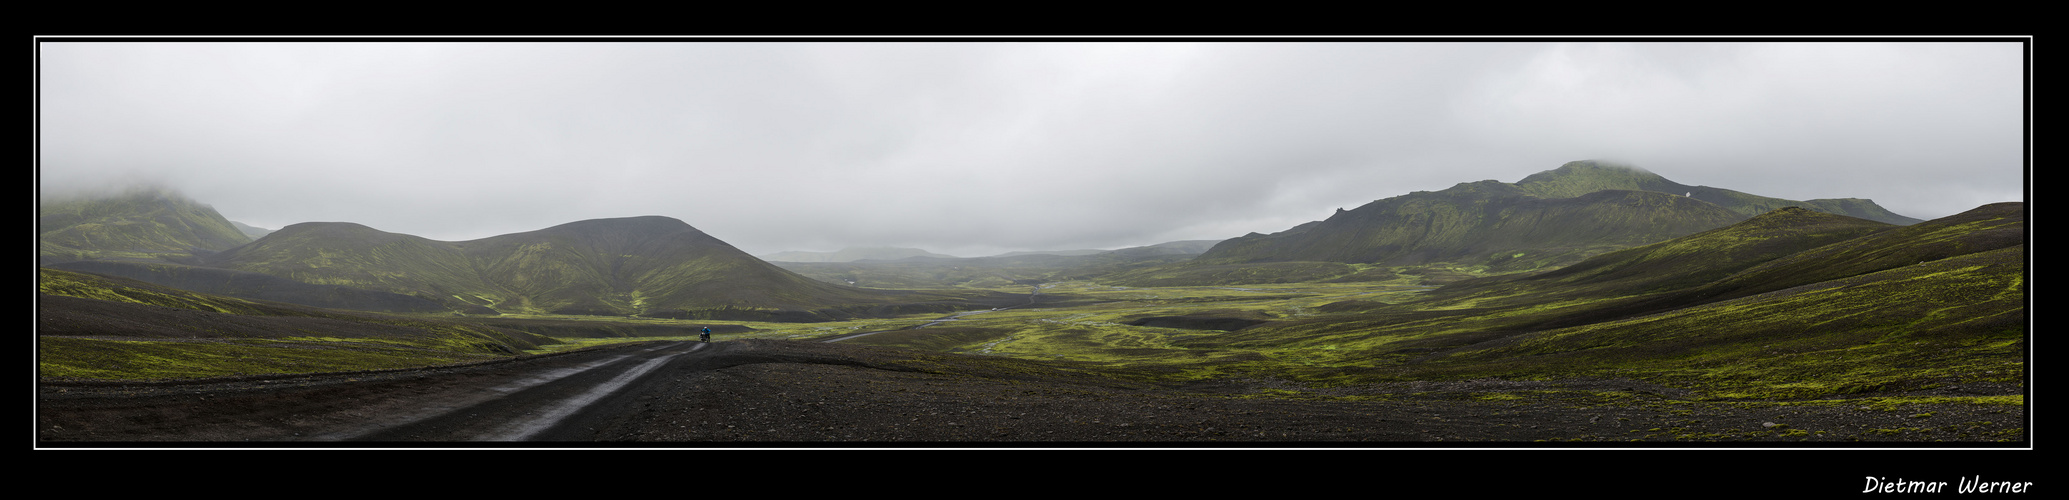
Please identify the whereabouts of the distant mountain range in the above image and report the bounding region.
[38,194,1012,320]
[768,239,1224,289]
[36,160,1955,318]
[230,221,275,240]
[759,247,962,263]
[759,240,1223,263]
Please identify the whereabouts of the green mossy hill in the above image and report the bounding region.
[1189,160,1921,273]
[1433,207,1898,304]
[38,267,558,380]
[1515,160,1923,225]
[1668,201,2023,305]
[45,260,453,314]
[1175,202,2022,399]
[204,216,982,319]
[1512,160,1684,199]
[41,267,301,317]
[37,268,553,349]
[1363,203,2018,332]
[202,221,497,312]
[39,187,252,265]
[1412,243,2025,399]
[1200,186,1745,271]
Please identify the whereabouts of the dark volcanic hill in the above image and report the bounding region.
[39,187,252,265]
[1193,160,1921,272]
[198,216,986,320]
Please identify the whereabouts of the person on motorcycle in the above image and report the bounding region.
[700,327,712,343]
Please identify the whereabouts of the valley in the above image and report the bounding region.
[35,162,2028,446]
[37,269,2025,445]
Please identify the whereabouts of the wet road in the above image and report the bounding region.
[317,341,709,442]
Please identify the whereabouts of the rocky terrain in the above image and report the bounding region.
[38,339,2027,447]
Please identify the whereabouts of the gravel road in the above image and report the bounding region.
[37,339,2028,447]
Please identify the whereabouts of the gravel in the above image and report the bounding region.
[38,339,2029,448]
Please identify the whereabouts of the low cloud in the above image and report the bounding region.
[38,39,2027,255]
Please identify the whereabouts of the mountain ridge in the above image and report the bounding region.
[39,187,252,265]
[1514,160,1923,225]
[1189,160,1920,275]
[196,215,990,320]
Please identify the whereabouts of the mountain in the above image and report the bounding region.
[760,247,961,263]
[199,216,989,320]
[1366,206,1906,327]
[1496,206,1898,297]
[1383,202,2023,397]
[1179,202,2022,398]
[1199,183,1747,271]
[1193,160,1918,272]
[1326,201,2021,326]
[38,187,252,265]
[1512,160,1923,225]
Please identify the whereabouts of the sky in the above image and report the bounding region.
[37,38,2029,258]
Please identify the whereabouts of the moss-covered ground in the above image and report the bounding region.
[40,243,2025,443]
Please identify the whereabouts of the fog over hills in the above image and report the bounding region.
[199,216,997,319]
[36,198,1016,320]
[38,187,251,265]
[37,41,2023,257]
[759,247,962,263]
[36,157,1959,309]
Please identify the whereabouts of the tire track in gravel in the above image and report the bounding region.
[315,341,707,442]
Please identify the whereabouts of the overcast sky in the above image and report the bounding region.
[37,38,2028,257]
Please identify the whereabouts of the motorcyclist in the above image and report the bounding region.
[700,327,712,343]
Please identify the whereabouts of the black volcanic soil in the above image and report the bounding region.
[37,339,2027,447]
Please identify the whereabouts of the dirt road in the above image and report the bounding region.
[38,340,708,444]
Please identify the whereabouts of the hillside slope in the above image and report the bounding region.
[37,267,559,380]
[1192,160,1922,275]
[43,260,455,314]
[39,187,252,265]
[201,216,992,320]
[1512,160,1922,224]
[1178,202,2023,399]
[1413,207,1899,315]
[1200,185,1747,271]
